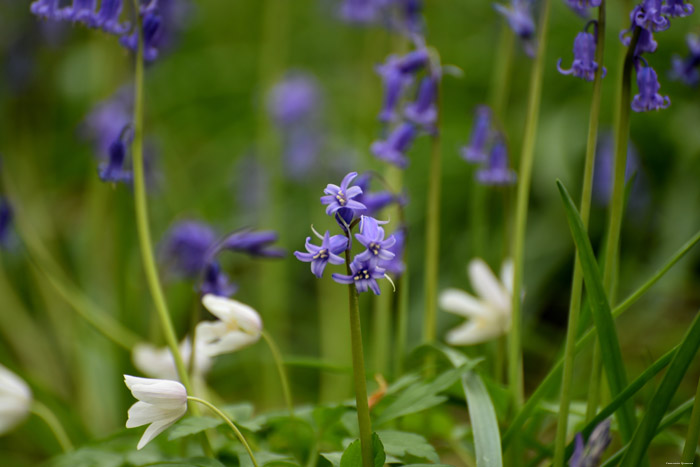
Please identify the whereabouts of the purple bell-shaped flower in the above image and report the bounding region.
[631,64,670,112]
[557,31,606,81]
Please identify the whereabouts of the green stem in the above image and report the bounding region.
[553,5,606,466]
[344,249,374,467]
[261,330,294,416]
[489,24,515,121]
[681,377,700,463]
[31,401,73,453]
[129,1,212,456]
[509,0,552,410]
[187,396,259,467]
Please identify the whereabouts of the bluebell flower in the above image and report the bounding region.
[82,86,133,159]
[267,73,320,127]
[662,0,694,17]
[93,0,130,35]
[398,0,423,34]
[670,34,700,85]
[564,0,601,16]
[494,0,536,55]
[120,7,163,62]
[199,262,238,297]
[558,31,606,81]
[99,127,133,184]
[62,0,97,26]
[476,137,516,185]
[371,123,417,168]
[396,48,430,74]
[0,198,13,249]
[405,75,438,130]
[294,230,348,278]
[355,216,396,266]
[354,173,397,216]
[631,64,670,112]
[332,258,387,295]
[632,0,670,32]
[461,106,492,163]
[219,230,286,258]
[569,419,612,467]
[30,0,63,20]
[321,172,367,216]
[380,226,406,277]
[340,0,380,24]
[162,221,218,278]
[376,57,411,123]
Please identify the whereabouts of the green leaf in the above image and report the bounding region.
[236,448,296,467]
[376,430,440,463]
[321,452,342,466]
[167,416,222,440]
[221,402,263,432]
[557,180,635,440]
[340,433,385,467]
[619,311,700,466]
[462,372,503,467]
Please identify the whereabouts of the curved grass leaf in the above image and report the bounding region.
[556,180,635,440]
[463,371,503,467]
[619,310,700,466]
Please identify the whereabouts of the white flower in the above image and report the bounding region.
[132,338,212,381]
[0,365,32,435]
[196,294,263,358]
[124,375,188,449]
[439,258,514,346]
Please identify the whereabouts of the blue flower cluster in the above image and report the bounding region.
[619,0,694,112]
[295,172,403,294]
[371,47,439,168]
[460,106,516,186]
[161,220,285,297]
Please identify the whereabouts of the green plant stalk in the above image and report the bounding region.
[489,24,515,122]
[188,396,258,467]
[129,2,211,455]
[31,401,73,452]
[681,376,700,463]
[508,0,552,410]
[261,330,294,416]
[553,6,606,465]
[502,227,700,448]
[344,249,374,467]
[422,111,442,346]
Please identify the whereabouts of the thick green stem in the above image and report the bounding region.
[508,0,552,410]
[681,376,700,463]
[553,5,606,466]
[31,402,73,453]
[261,330,295,416]
[187,396,258,467]
[344,249,374,467]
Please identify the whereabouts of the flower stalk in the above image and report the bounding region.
[553,3,606,466]
[31,401,73,453]
[261,330,295,416]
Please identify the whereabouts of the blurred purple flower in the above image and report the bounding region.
[620,25,658,56]
[340,0,381,23]
[405,75,438,130]
[670,34,700,85]
[29,0,63,20]
[321,172,367,216]
[82,86,133,159]
[461,106,492,163]
[62,0,98,26]
[268,73,320,127]
[557,31,606,81]
[494,0,536,56]
[632,0,670,32]
[199,261,237,297]
[371,123,416,168]
[570,419,612,467]
[294,230,348,278]
[662,0,694,17]
[94,0,130,35]
[0,198,13,249]
[376,56,412,123]
[355,216,396,266]
[476,137,516,185]
[332,258,387,295]
[120,9,162,62]
[564,0,601,16]
[354,173,397,216]
[381,226,406,277]
[592,133,640,205]
[218,230,286,258]
[99,127,133,184]
[162,221,218,278]
[631,64,670,112]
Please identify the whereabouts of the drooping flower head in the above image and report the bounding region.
[662,0,694,17]
[161,220,218,278]
[670,34,700,86]
[30,0,63,20]
[461,106,492,163]
[332,257,388,295]
[199,261,238,298]
[355,216,396,266]
[494,0,536,55]
[0,365,32,435]
[557,30,606,81]
[321,172,367,217]
[98,127,133,184]
[294,230,348,278]
[476,137,517,185]
[119,6,163,62]
[197,294,263,358]
[124,375,188,450]
[62,0,98,26]
[93,0,130,35]
[82,86,133,161]
[564,0,602,16]
[0,198,13,249]
[439,258,513,345]
[371,123,417,168]
[570,419,612,467]
[405,75,438,130]
[632,0,670,32]
[218,229,286,258]
[631,64,670,112]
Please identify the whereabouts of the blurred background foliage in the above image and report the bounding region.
[0,0,699,464]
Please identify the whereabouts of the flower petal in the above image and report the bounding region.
[468,259,510,311]
[439,289,487,318]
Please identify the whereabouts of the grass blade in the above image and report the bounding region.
[462,372,503,467]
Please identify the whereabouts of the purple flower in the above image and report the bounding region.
[294,231,348,278]
[632,0,670,32]
[199,261,237,297]
[494,0,536,55]
[99,127,133,184]
[396,48,430,74]
[371,123,417,168]
[376,56,412,123]
[593,133,639,205]
[268,73,320,127]
[93,0,129,35]
[476,137,516,185]
[631,65,670,112]
[381,226,406,277]
[332,258,387,295]
[162,221,218,278]
[355,216,396,266]
[82,86,133,159]
[354,173,397,216]
[321,172,367,216]
[662,0,694,17]
[0,198,13,249]
[405,75,438,130]
[340,0,381,23]
[670,34,700,85]
[62,0,97,26]
[398,0,423,34]
[461,106,492,163]
[120,9,163,62]
[564,0,601,16]
[30,0,63,20]
[219,230,286,258]
[557,31,606,81]
[570,419,612,467]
